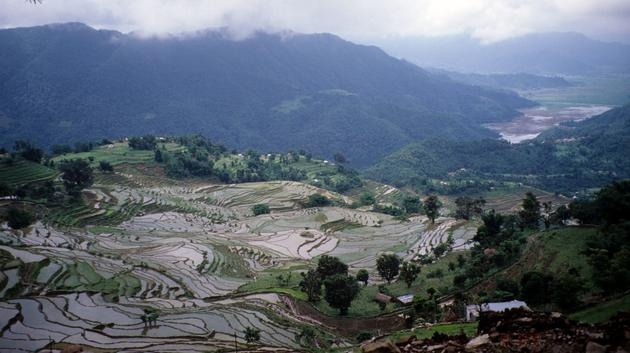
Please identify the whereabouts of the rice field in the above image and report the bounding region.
[0,175,471,351]
[0,158,58,187]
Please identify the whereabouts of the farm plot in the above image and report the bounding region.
[327,217,428,271]
[0,158,58,187]
[193,181,344,216]
[83,234,247,298]
[0,293,300,352]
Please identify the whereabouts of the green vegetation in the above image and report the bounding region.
[390,322,478,340]
[376,253,401,283]
[51,141,185,167]
[251,203,271,216]
[323,274,360,315]
[243,327,261,343]
[365,104,630,195]
[424,195,440,223]
[570,293,630,324]
[5,207,35,230]
[0,158,58,187]
[52,261,141,298]
[58,159,94,196]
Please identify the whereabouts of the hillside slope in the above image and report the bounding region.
[365,104,630,193]
[0,23,533,165]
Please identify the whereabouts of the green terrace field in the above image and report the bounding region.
[51,142,186,167]
[0,158,58,187]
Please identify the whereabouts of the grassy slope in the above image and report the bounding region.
[389,322,478,341]
[569,293,630,324]
[51,142,185,167]
[469,226,598,304]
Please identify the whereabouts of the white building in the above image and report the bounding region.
[465,300,529,321]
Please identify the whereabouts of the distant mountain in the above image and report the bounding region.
[376,32,630,75]
[0,23,533,165]
[364,104,630,193]
[428,70,572,91]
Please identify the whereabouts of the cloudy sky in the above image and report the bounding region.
[1,0,629,43]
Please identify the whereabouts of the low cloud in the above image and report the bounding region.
[0,0,628,43]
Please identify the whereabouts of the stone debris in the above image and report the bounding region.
[362,308,630,353]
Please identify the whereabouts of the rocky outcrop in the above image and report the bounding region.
[386,308,630,353]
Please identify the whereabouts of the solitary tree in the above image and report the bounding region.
[519,192,541,229]
[333,152,347,164]
[316,255,348,279]
[306,193,330,207]
[251,203,271,216]
[399,261,420,288]
[299,269,322,302]
[424,195,440,223]
[376,253,401,283]
[323,274,359,315]
[243,327,261,343]
[6,207,35,229]
[99,160,114,172]
[474,210,504,248]
[359,192,375,206]
[402,196,422,214]
[59,159,94,196]
[154,148,164,162]
[356,269,369,285]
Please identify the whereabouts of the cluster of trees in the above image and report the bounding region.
[13,140,44,163]
[465,270,584,312]
[571,181,630,294]
[152,135,360,191]
[450,183,630,312]
[454,196,486,220]
[50,140,106,156]
[128,135,157,150]
[310,165,363,194]
[452,193,548,292]
[369,195,441,222]
[0,140,97,230]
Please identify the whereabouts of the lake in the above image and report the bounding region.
[484,105,611,143]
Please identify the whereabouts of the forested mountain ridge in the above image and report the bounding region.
[364,104,630,194]
[428,69,572,90]
[0,22,533,165]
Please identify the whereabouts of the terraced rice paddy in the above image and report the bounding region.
[0,179,473,351]
[0,159,58,187]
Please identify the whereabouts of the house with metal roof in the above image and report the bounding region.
[465,300,529,321]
